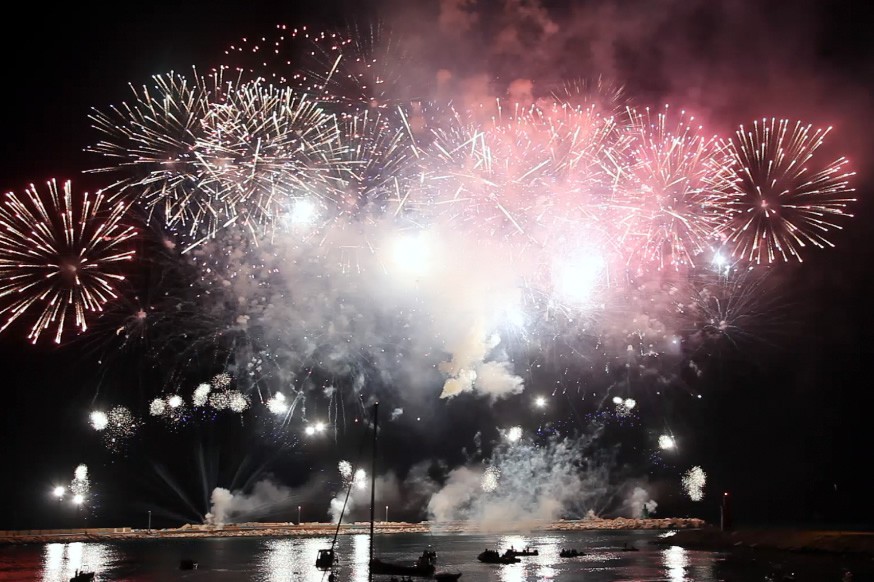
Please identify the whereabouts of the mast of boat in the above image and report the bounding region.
[369,401,379,582]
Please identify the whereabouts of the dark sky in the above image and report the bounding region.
[1,0,873,531]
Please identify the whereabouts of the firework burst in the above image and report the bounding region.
[713,118,856,264]
[0,180,136,343]
[616,106,728,270]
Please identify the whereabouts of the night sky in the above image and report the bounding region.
[1,0,873,531]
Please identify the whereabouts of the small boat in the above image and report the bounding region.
[369,558,435,577]
[316,548,336,570]
[559,548,584,558]
[477,549,520,564]
[179,559,198,570]
[505,546,538,557]
[70,571,95,582]
[434,573,463,581]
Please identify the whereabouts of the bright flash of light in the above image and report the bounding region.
[288,199,318,226]
[534,396,547,408]
[552,253,605,304]
[353,468,367,490]
[612,396,623,405]
[658,434,676,450]
[72,494,84,505]
[193,383,211,407]
[506,426,523,443]
[624,398,636,409]
[304,425,316,436]
[53,486,65,498]
[228,390,250,413]
[267,392,288,414]
[167,395,183,408]
[481,467,500,492]
[392,232,431,276]
[314,421,326,433]
[682,466,707,501]
[149,398,166,416]
[89,411,108,431]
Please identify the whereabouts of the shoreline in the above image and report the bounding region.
[652,527,874,556]
[0,517,704,546]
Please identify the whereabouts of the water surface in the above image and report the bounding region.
[0,530,870,581]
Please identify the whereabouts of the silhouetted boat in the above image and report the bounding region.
[315,548,336,570]
[505,546,538,557]
[477,549,520,564]
[368,405,455,579]
[559,548,584,558]
[370,557,435,577]
[69,571,95,582]
[179,559,198,570]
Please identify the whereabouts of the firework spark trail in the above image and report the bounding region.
[0,180,136,343]
[616,106,729,270]
[713,118,856,264]
[71,21,860,432]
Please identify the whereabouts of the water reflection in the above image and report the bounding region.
[350,534,369,582]
[260,536,332,582]
[41,542,115,582]
[663,545,689,581]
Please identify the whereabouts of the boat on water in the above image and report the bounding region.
[370,549,437,577]
[69,571,95,582]
[559,548,584,558]
[367,404,461,580]
[505,546,538,557]
[477,549,520,564]
[316,548,336,570]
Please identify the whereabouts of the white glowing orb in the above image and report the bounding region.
[74,465,88,481]
[392,232,431,275]
[612,396,623,405]
[53,486,65,498]
[534,396,547,408]
[72,494,84,505]
[553,253,605,303]
[314,421,326,433]
[304,425,316,436]
[289,198,317,225]
[682,466,707,501]
[228,391,249,413]
[193,383,211,407]
[167,395,183,409]
[658,435,676,450]
[353,468,367,490]
[481,467,500,492]
[149,398,166,417]
[624,398,636,409]
[267,392,288,415]
[89,411,108,431]
[506,426,523,443]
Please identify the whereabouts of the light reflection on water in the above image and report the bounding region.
[663,545,689,582]
[41,542,116,582]
[14,530,867,581]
